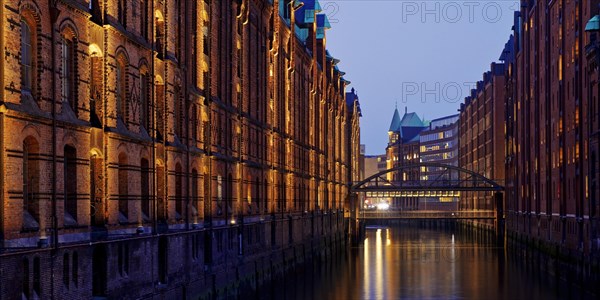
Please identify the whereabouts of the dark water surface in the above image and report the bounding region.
[259,224,594,300]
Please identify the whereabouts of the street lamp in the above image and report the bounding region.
[585,14,600,256]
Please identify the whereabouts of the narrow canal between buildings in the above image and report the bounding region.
[255,222,594,300]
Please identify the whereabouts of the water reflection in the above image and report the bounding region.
[257,223,592,300]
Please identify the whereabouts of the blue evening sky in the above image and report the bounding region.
[325,0,519,155]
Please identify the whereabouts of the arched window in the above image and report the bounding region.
[20,16,35,93]
[116,54,128,124]
[118,153,128,222]
[64,145,78,225]
[23,137,40,229]
[175,163,183,219]
[61,29,78,115]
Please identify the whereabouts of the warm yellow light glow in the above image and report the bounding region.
[88,43,103,57]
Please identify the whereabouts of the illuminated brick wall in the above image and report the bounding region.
[0,0,358,298]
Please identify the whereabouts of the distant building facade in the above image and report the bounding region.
[386,107,428,209]
[419,114,460,209]
[459,63,506,212]
[364,154,387,179]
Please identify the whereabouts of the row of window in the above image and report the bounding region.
[21,136,209,229]
[420,129,457,143]
[24,135,330,229]
[19,5,206,140]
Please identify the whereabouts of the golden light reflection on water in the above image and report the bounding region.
[262,225,578,300]
[363,228,393,299]
[375,229,383,299]
[363,237,369,300]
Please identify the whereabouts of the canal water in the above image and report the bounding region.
[258,223,594,300]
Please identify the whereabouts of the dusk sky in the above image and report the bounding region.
[325,0,519,155]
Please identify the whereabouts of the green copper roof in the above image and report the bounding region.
[389,108,402,132]
[586,15,600,32]
[400,112,426,127]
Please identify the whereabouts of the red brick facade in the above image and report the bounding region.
[0,0,360,298]
[459,63,506,212]
[505,0,597,253]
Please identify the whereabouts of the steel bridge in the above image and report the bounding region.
[358,210,496,220]
[349,163,504,221]
[347,163,505,245]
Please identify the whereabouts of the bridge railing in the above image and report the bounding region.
[358,210,496,219]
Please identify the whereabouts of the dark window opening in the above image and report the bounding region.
[92,245,107,297]
[158,237,168,284]
[63,253,70,288]
[33,257,40,297]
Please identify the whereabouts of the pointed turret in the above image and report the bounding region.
[389,108,402,132]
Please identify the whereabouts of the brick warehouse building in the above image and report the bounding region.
[0,0,361,299]
[459,63,506,213]
[505,0,596,255]
[385,107,428,210]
